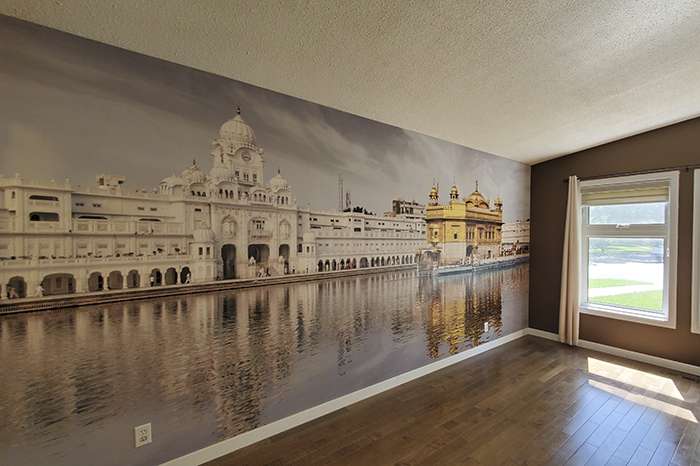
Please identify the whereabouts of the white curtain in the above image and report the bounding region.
[559,175,581,346]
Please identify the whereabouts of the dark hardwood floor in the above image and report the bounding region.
[203,336,700,466]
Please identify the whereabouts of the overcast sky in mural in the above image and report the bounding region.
[0,16,530,222]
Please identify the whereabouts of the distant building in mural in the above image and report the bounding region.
[384,198,426,220]
[501,219,530,255]
[0,109,428,298]
[425,181,504,264]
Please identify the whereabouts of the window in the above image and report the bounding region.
[137,207,145,211]
[29,212,59,222]
[579,171,678,328]
[29,195,59,201]
[93,203,101,208]
[75,202,85,207]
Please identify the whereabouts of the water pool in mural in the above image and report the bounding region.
[0,15,531,465]
[0,264,528,466]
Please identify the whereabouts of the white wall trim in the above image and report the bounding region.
[525,328,700,377]
[161,329,527,466]
[691,169,700,334]
[526,327,560,342]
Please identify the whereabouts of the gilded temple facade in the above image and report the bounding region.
[426,182,503,264]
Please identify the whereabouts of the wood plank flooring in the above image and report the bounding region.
[203,336,700,466]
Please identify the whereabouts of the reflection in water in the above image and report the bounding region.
[423,270,503,358]
[0,264,528,466]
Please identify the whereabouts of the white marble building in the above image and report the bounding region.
[501,219,530,254]
[0,108,425,298]
[296,207,426,274]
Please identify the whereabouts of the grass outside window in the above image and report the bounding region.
[588,279,652,288]
[590,290,663,312]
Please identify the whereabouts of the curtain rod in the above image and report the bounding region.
[562,164,700,183]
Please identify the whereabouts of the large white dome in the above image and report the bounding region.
[219,114,256,145]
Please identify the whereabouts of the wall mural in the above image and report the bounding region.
[0,15,530,466]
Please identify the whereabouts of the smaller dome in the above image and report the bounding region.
[450,185,459,199]
[182,160,205,184]
[194,223,215,243]
[210,163,233,183]
[269,170,288,191]
[429,186,438,198]
[161,175,184,187]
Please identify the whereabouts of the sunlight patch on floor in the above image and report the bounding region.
[587,357,697,423]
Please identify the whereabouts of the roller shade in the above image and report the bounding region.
[581,180,670,206]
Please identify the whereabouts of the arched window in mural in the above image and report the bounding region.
[165,268,177,285]
[222,217,236,239]
[127,270,140,288]
[150,269,162,286]
[180,267,191,284]
[88,272,103,292]
[41,273,75,296]
[107,271,123,290]
[7,276,27,298]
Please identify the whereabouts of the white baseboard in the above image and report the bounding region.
[525,328,700,377]
[526,328,560,342]
[160,329,527,466]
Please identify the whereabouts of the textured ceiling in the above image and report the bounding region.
[2,0,700,165]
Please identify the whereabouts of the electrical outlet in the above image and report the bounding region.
[484,322,489,332]
[135,423,152,448]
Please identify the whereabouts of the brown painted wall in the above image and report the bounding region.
[530,116,700,366]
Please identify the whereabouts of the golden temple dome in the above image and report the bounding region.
[465,181,490,209]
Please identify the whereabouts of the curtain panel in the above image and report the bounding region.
[559,175,580,345]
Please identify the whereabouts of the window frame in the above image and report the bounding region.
[578,171,678,329]
[691,169,700,333]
